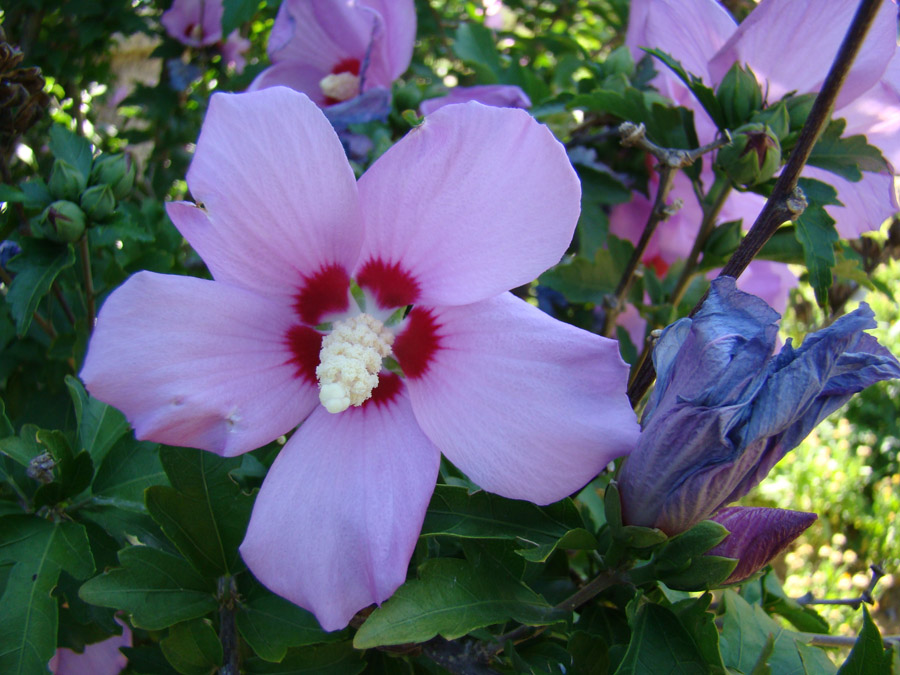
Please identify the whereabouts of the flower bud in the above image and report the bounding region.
[716,63,763,129]
[37,200,86,242]
[715,123,782,186]
[90,153,135,200]
[79,184,116,222]
[48,158,87,201]
[784,93,817,132]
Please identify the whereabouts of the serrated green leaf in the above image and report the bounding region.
[79,546,217,630]
[757,226,806,264]
[0,561,58,675]
[160,618,222,675]
[221,0,257,35]
[236,586,344,662]
[0,515,94,579]
[244,642,365,675]
[719,590,836,675]
[64,375,130,465]
[540,250,621,303]
[807,118,889,182]
[353,558,567,648]
[671,594,728,673]
[91,437,166,510]
[6,241,76,336]
[49,125,93,182]
[32,429,93,507]
[145,447,252,577]
[700,220,742,269]
[795,178,840,307]
[453,23,502,82]
[836,606,891,675]
[758,570,828,634]
[613,602,709,674]
[421,485,592,562]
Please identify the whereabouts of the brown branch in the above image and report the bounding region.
[627,0,887,407]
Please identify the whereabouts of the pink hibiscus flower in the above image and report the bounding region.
[80,87,639,631]
[626,0,900,238]
[250,0,415,107]
[161,0,250,73]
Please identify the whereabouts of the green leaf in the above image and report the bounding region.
[642,48,724,130]
[79,546,217,630]
[0,184,25,203]
[244,642,365,675]
[160,618,222,675]
[49,125,93,183]
[91,437,166,510]
[794,178,840,308]
[221,0,257,35]
[0,423,43,468]
[836,606,891,675]
[32,429,94,507]
[65,375,130,464]
[757,570,828,634]
[145,447,253,576]
[671,594,728,673]
[0,399,13,439]
[236,585,344,662]
[613,602,709,674]
[539,248,626,303]
[700,220,742,269]
[0,561,58,675]
[757,226,806,265]
[807,118,889,182]
[421,485,595,562]
[6,241,76,336]
[353,558,568,648]
[453,23,502,82]
[0,515,94,579]
[718,590,837,675]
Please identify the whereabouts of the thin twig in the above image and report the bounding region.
[78,235,95,331]
[627,0,886,407]
[52,284,76,326]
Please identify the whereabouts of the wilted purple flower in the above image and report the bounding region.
[250,0,415,112]
[81,87,639,631]
[626,0,900,238]
[420,84,531,116]
[0,240,21,268]
[161,0,250,73]
[708,506,817,584]
[618,276,900,535]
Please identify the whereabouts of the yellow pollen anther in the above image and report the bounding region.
[319,72,360,102]
[316,314,394,414]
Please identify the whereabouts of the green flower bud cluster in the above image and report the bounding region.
[716,63,763,129]
[34,149,135,243]
[715,123,782,187]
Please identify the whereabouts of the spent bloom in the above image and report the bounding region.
[626,0,900,238]
[250,0,415,111]
[161,0,250,72]
[80,87,639,630]
[617,276,900,535]
[420,84,531,116]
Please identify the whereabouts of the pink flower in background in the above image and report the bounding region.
[48,624,131,675]
[80,88,640,631]
[626,0,900,238]
[609,168,798,312]
[161,0,250,73]
[420,84,531,116]
[250,0,415,108]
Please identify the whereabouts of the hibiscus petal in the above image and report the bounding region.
[183,88,363,300]
[708,0,898,109]
[356,103,581,306]
[361,0,416,83]
[803,166,898,239]
[80,272,316,456]
[240,393,440,631]
[267,0,372,74]
[247,62,330,105]
[404,293,638,505]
